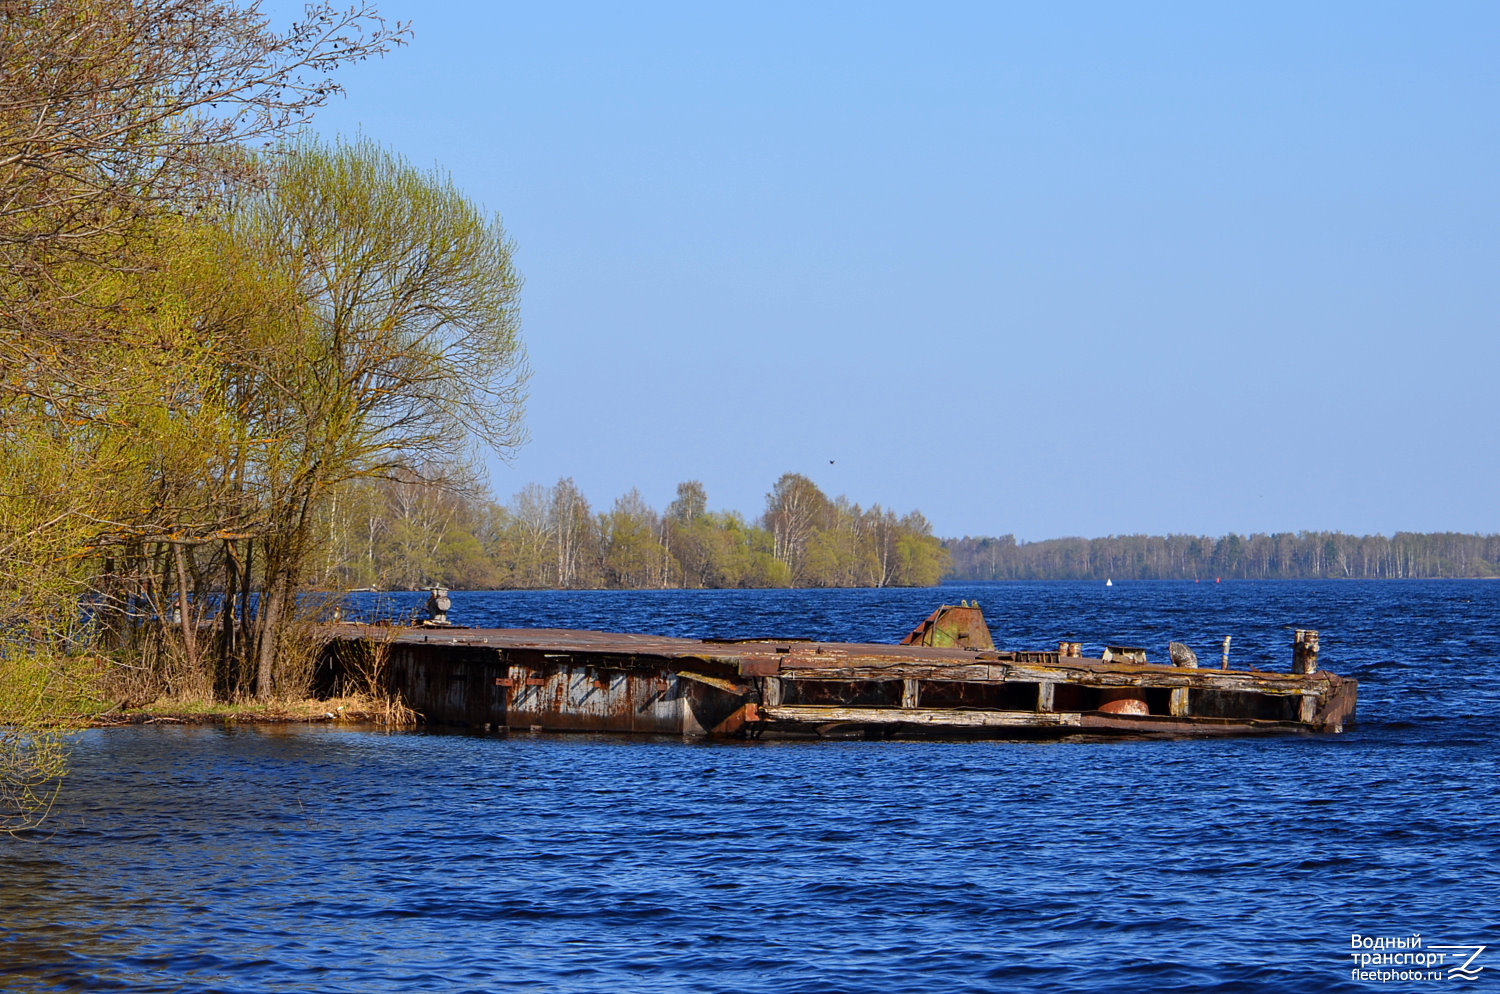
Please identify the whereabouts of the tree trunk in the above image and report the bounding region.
[239,538,255,695]
[172,542,198,678]
[218,538,239,700]
[254,572,285,700]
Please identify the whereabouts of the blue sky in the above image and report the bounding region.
[269,1,1498,539]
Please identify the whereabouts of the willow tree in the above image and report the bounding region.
[0,1,403,270]
[0,0,404,827]
[231,138,527,696]
[1,1,406,426]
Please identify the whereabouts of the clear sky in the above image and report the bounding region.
[267,1,1498,540]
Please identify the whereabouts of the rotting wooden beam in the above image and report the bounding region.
[1078,712,1313,735]
[756,705,1082,728]
[1309,673,1357,732]
[779,662,1333,698]
[677,670,748,695]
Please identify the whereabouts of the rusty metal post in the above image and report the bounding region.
[1293,629,1320,674]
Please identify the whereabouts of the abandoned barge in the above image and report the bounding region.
[320,602,1357,739]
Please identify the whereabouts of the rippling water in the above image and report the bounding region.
[3,581,1497,992]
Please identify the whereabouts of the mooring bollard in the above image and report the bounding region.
[425,585,451,625]
[1293,629,1320,674]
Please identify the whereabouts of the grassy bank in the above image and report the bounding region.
[84,693,417,728]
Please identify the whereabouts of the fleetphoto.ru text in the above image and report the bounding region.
[1350,934,1486,984]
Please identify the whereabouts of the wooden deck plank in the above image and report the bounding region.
[757,705,1082,728]
[332,625,1328,689]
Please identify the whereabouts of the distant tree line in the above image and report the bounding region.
[944,531,1500,580]
[311,471,950,590]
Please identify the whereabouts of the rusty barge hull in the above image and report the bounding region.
[321,608,1356,740]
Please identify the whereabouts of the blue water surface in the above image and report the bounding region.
[2,581,1497,993]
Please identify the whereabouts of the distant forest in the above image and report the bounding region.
[314,471,950,590]
[944,531,1500,580]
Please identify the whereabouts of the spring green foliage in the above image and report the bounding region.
[0,632,108,834]
[224,137,528,696]
[311,473,949,590]
[0,137,528,708]
[0,0,484,828]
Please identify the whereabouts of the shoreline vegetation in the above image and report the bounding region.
[83,693,413,729]
[1,1,448,829]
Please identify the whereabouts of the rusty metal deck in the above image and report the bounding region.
[321,606,1357,739]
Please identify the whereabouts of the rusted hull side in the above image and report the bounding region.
[324,637,745,735]
[383,643,509,728]
[500,663,740,735]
